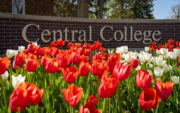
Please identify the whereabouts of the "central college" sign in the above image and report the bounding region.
[22,24,161,45]
[1,13,180,55]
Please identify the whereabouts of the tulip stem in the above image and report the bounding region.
[35,105,38,113]
[3,90,7,113]
[155,104,159,113]
[18,107,21,113]
[108,98,110,113]
[137,103,140,113]
[103,98,107,113]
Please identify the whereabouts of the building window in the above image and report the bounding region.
[12,0,25,14]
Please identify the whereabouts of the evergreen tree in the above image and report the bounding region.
[107,0,154,19]
[132,0,154,19]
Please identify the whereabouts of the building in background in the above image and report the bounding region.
[0,0,54,16]
[12,0,25,14]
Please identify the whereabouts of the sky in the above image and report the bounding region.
[153,0,180,19]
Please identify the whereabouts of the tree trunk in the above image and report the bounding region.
[99,0,103,18]
[78,0,88,18]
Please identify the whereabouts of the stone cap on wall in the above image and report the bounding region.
[1,12,180,23]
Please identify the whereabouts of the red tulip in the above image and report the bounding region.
[23,49,29,55]
[168,39,175,45]
[57,39,65,47]
[94,41,102,50]
[9,82,44,112]
[92,53,103,62]
[41,56,50,67]
[68,42,74,49]
[139,88,159,111]
[0,57,10,74]
[81,55,89,63]
[63,66,79,84]
[77,47,85,55]
[51,47,60,57]
[62,84,83,107]
[14,53,26,67]
[57,54,71,68]
[41,47,50,56]
[70,52,82,65]
[130,58,139,68]
[113,61,132,81]
[27,44,37,53]
[155,78,173,100]
[27,54,37,59]
[99,71,119,98]
[79,95,101,113]
[26,84,44,105]
[34,47,42,56]
[101,53,110,61]
[45,59,58,73]
[79,62,91,76]
[90,45,95,51]
[136,69,153,88]
[84,49,91,56]
[92,60,107,78]
[75,43,81,47]
[176,41,180,47]
[83,42,90,49]
[100,47,105,52]
[178,57,180,65]
[151,42,157,46]
[25,58,39,72]
[50,42,57,47]
[107,53,120,73]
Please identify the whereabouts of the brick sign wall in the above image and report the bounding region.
[0,13,180,55]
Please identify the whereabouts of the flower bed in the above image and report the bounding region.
[0,39,180,113]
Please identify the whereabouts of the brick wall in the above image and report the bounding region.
[0,0,12,13]
[0,13,180,55]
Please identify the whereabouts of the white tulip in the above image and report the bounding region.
[124,54,132,63]
[168,65,172,71]
[168,52,177,59]
[13,50,18,56]
[163,53,169,59]
[156,60,166,67]
[144,47,150,52]
[116,46,128,54]
[32,42,40,47]
[128,51,138,59]
[148,63,153,68]
[154,67,164,77]
[138,52,152,63]
[156,50,161,55]
[1,71,9,80]
[6,49,14,58]
[171,76,179,84]
[163,64,172,72]
[173,49,180,57]
[18,46,25,52]
[136,65,141,70]
[152,56,166,67]
[159,48,168,55]
[12,74,25,88]
[6,49,18,58]
[147,70,152,75]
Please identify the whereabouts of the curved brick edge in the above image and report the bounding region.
[1,12,180,23]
